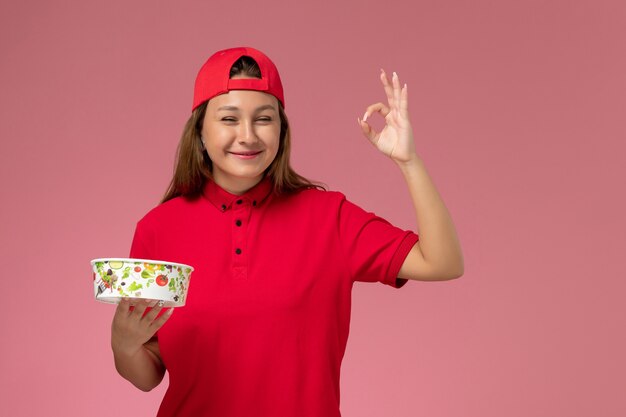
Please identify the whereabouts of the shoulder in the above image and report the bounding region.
[276,187,347,210]
[286,187,346,202]
[294,188,371,213]
[136,195,203,228]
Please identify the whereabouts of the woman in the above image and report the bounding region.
[111,46,464,417]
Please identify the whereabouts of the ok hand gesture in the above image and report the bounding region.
[358,70,418,165]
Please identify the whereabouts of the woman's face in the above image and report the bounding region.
[201,86,281,195]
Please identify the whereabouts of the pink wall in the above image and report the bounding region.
[1,0,625,415]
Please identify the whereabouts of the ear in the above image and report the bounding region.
[200,136,206,150]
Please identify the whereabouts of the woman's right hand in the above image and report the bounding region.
[111,298,173,357]
[110,298,173,391]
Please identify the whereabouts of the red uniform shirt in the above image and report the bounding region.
[129,177,419,417]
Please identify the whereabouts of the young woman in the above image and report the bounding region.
[111,46,463,417]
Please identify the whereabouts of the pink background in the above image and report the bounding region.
[1,0,624,415]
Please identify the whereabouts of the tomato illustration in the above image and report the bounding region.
[134,266,141,273]
[156,275,168,286]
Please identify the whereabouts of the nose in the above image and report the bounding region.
[238,120,258,143]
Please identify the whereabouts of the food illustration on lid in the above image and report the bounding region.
[92,258,193,307]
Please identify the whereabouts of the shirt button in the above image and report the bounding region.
[235,248,242,255]
[236,199,243,205]
[221,204,227,211]
[235,220,242,227]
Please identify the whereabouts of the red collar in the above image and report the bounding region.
[203,176,273,212]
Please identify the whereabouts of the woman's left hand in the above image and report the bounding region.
[358,70,418,165]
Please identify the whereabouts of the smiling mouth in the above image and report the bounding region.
[229,151,262,156]
[228,151,263,159]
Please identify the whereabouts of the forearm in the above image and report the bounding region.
[397,155,464,277]
[112,344,165,392]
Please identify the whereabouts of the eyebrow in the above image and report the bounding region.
[216,105,277,112]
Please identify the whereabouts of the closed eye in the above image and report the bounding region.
[221,117,273,122]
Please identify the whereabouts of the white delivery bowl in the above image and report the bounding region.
[91,258,194,307]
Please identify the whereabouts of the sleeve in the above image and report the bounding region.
[129,218,156,260]
[337,194,419,288]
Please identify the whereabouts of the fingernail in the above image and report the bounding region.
[158,300,164,307]
[363,112,368,122]
[393,71,397,79]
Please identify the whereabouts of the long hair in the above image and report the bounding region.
[161,56,325,203]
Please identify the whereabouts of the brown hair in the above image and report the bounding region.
[161,56,325,204]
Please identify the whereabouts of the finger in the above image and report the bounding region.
[143,300,165,322]
[114,297,131,318]
[400,83,409,118]
[149,308,174,331]
[380,69,394,108]
[357,117,379,144]
[392,72,401,111]
[362,102,390,122]
[131,298,151,318]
